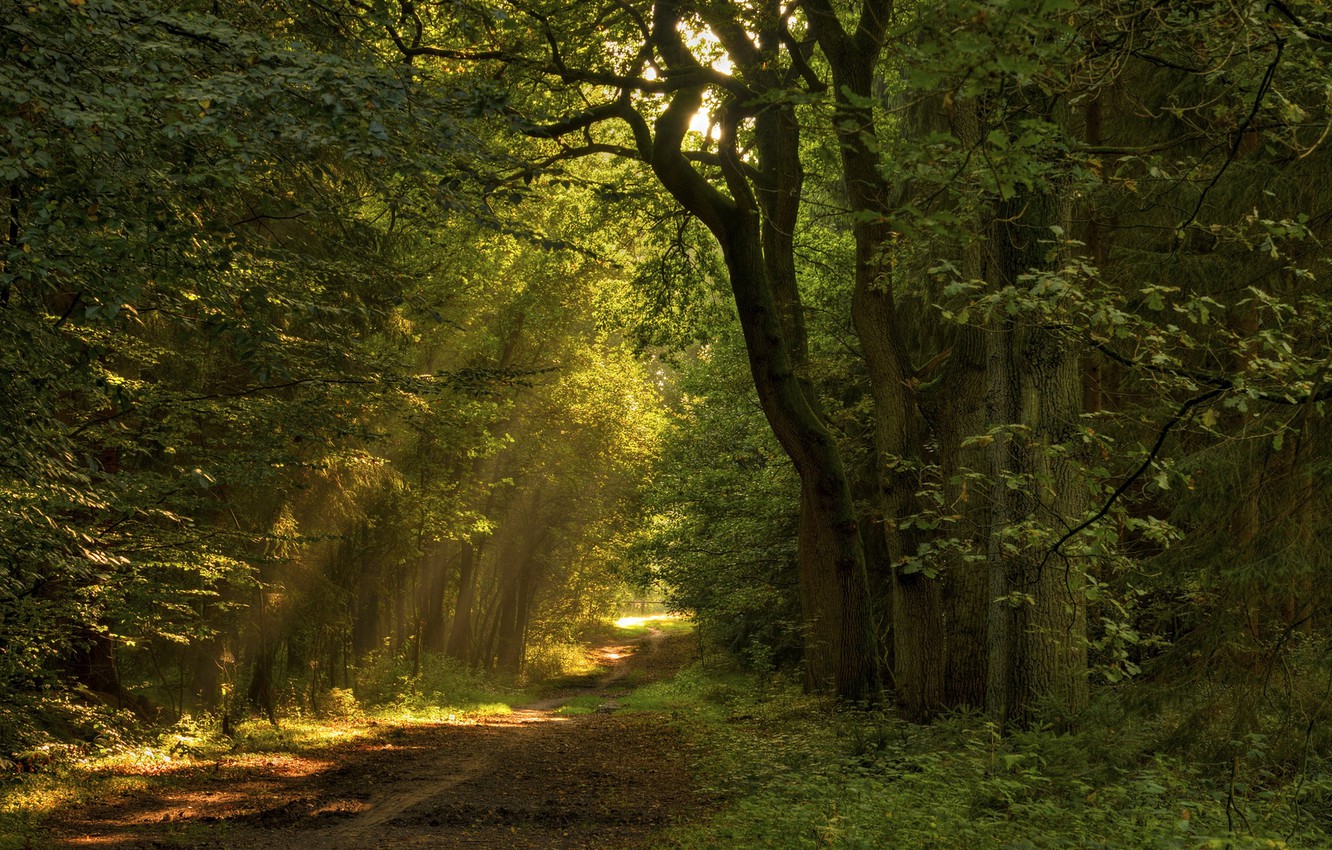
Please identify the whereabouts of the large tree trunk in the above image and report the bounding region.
[810,2,943,716]
[857,285,946,718]
[637,18,880,699]
[853,278,943,720]
[984,191,1090,727]
[932,372,991,710]
[726,223,878,699]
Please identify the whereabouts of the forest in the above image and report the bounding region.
[4,0,1332,847]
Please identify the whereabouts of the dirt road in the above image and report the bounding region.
[47,629,700,849]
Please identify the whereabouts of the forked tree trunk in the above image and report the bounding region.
[728,224,879,700]
[632,0,879,700]
[810,0,944,716]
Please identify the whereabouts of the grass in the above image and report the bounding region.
[610,662,1332,850]
[617,666,740,716]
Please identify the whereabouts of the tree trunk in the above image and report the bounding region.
[419,539,452,652]
[637,34,880,699]
[984,191,1089,727]
[853,279,943,720]
[352,582,379,658]
[445,538,478,662]
[729,224,878,699]
[245,586,278,725]
[494,576,523,673]
[496,523,548,674]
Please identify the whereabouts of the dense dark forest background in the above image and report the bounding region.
[4,0,1332,793]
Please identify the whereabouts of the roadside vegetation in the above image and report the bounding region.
[638,661,1332,850]
[9,615,1332,849]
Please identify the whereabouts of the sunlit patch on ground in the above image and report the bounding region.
[210,754,335,777]
[614,613,683,629]
[85,752,336,780]
[485,709,573,725]
[383,702,515,725]
[28,627,703,850]
[119,789,253,824]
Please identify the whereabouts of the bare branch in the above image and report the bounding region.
[1179,36,1284,229]
[683,150,761,181]
[526,99,634,139]
[1038,386,1225,574]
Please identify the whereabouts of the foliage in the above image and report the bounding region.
[629,326,805,671]
[0,0,463,745]
[353,649,527,718]
[0,0,665,760]
[648,665,1332,850]
[9,2,1332,848]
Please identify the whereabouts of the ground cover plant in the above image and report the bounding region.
[648,663,1332,850]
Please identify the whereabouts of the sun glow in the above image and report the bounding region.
[614,614,683,629]
[680,25,733,137]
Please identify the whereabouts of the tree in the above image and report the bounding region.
[350,0,886,701]
[630,325,806,670]
[367,0,1332,728]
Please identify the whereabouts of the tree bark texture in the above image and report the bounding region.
[984,190,1089,727]
[810,0,944,717]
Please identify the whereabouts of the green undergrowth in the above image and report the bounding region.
[0,651,530,848]
[637,665,1332,850]
[354,649,530,720]
[526,638,608,683]
[618,665,746,716]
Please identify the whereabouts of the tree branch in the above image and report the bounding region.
[1037,386,1225,573]
[1090,338,1332,405]
[1179,36,1284,229]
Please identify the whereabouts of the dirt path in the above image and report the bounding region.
[46,629,700,849]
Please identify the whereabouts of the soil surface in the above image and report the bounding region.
[45,629,702,849]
